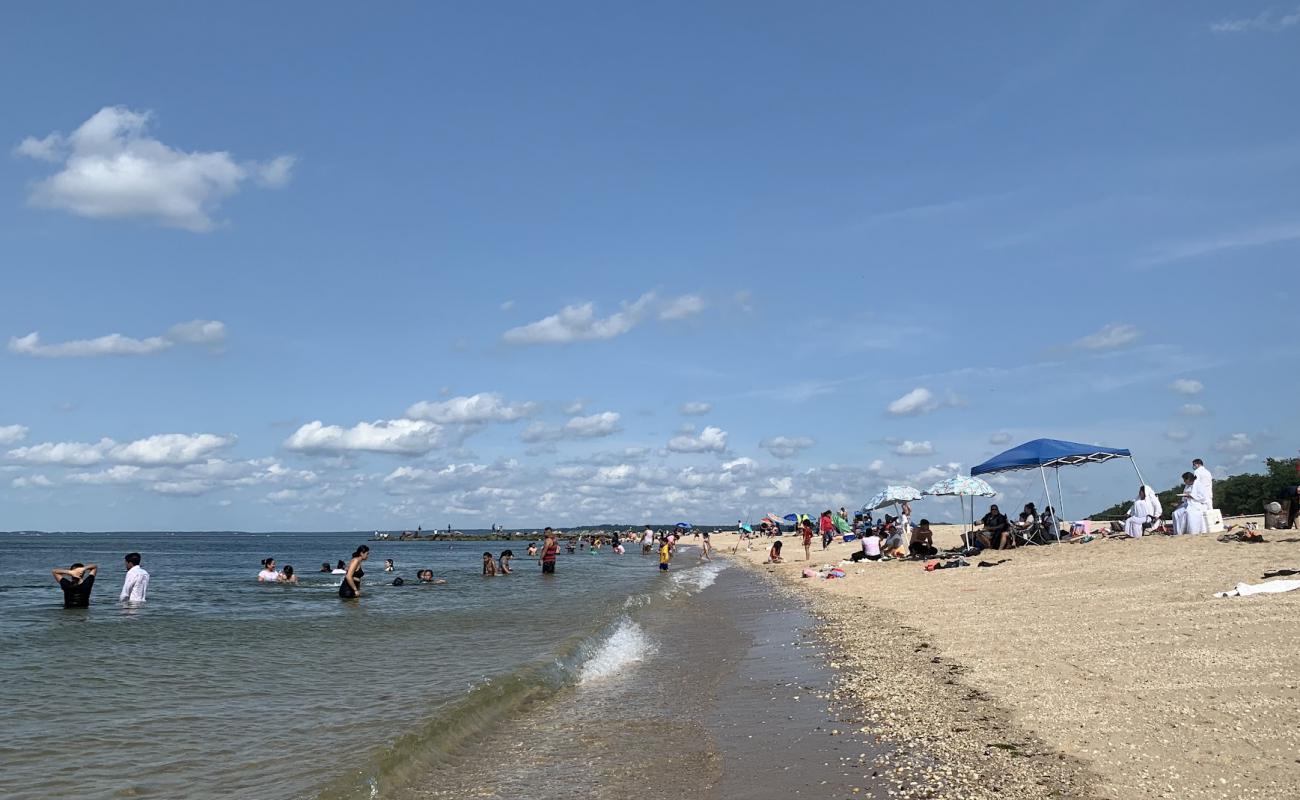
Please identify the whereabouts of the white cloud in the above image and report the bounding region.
[8,319,226,358]
[405,393,538,424]
[285,419,443,455]
[15,106,294,232]
[0,425,28,445]
[563,400,586,415]
[1074,323,1140,350]
[503,294,655,345]
[66,465,145,485]
[679,401,712,416]
[722,456,758,472]
[1165,429,1192,442]
[1211,5,1300,33]
[11,474,53,489]
[658,294,706,321]
[908,461,963,486]
[893,440,935,456]
[1177,403,1208,416]
[759,435,814,459]
[1215,433,1254,453]
[758,476,793,498]
[1139,220,1300,266]
[886,387,962,416]
[989,432,1012,445]
[6,432,234,466]
[1170,379,1204,396]
[520,412,622,443]
[667,426,728,453]
[500,299,516,311]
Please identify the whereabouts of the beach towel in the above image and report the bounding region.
[1214,579,1300,598]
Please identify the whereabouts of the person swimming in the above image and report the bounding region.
[279,565,298,584]
[499,550,513,575]
[339,546,369,599]
[331,559,346,575]
[319,562,332,573]
[383,558,394,573]
[416,569,446,584]
[482,551,498,577]
[257,558,280,582]
[526,543,538,557]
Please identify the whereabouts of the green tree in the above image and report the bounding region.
[1092,458,1299,518]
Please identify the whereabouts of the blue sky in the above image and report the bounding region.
[1,2,1297,530]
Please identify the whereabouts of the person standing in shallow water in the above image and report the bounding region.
[539,528,559,575]
[52,562,96,608]
[119,552,149,604]
[339,545,369,599]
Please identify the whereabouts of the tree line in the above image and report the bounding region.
[1092,457,1299,519]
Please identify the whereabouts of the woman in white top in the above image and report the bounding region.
[257,558,281,582]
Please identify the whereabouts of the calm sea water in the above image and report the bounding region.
[0,531,716,800]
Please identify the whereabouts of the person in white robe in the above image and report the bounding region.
[1192,459,1214,509]
[1124,486,1158,538]
[1173,472,1210,535]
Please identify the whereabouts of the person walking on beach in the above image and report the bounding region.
[700,531,712,561]
[52,562,96,608]
[339,545,369,599]
[119,552,150,604]
[539,528,559,575]
[819,510,834,549]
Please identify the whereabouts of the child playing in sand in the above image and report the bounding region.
[766,540,784,563]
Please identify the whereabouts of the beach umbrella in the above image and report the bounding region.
[675,522,692,529]
[740,524,753,533]
[863,485,923,512]
[782,513,799,523]
[923,475,997,537]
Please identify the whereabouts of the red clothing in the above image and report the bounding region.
[819,516,834,533]
[801,529,813,545]
[542,541,559,563]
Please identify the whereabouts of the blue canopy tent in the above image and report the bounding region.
[971,438,1146,525]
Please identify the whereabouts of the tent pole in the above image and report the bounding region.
[1130,456,1147,490]
[1039,464,1053,519]
[1055,466,1065,521]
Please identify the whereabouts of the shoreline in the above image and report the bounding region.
[713,521,1300,799]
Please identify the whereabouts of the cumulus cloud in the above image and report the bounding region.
[886,387,962,416]
[1074,323,1140,350]
[758,476,793,498]
[1215,433,1254,453]
[1165,429,1192,442]
[520,412,622,443]
[0,424,28,445]
[893,440,935,456]
[502,292,704,345]
[563,400,586,416]
[405,393,538,424]
[1177,404,1208,416]
[679,401,712,416]
[989,432,1012,445]
[6,432,235,466]
[11,474,54,489]
[14,106,294,232]
[8,319,226,358]
[1211,5,1300,32]
[285,419,443,455]
[667,426,728,453]
[759,435,814,459]
[658,294,706,320]
[1170,379,1204,395]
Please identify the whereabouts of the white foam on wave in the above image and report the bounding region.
[579,618,655,683]
[668,559,728,594]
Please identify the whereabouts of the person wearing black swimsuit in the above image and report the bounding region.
[340,545,369,599]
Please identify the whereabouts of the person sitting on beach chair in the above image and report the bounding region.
[974,505,1012,550]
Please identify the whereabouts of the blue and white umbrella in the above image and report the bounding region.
[923,475,997,534]
[923,476,996,499]
[863,485,923,512]
[675,522,692,530]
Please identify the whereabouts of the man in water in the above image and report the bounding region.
[120,552,150,604]
[52,562,97,608]
[539,528,559,575]
[1192,458,1214,509]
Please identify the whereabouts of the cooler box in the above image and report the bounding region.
[1203,509,1225,533]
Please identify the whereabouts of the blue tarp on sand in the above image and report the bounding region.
[971,438,1131,476]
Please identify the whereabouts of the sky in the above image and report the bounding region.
[1,1,1297,531]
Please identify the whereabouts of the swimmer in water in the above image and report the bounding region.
[527,543,538,557]
[319,562,332,573]
[383,558,394,573]
[499,550,513,575]
[331,560,346,575]
[340,545,369,599]
[482,551,498,577]
[279,565,298,584]
[257,558,280,582]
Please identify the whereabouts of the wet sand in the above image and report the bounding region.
[714,520,1300,799]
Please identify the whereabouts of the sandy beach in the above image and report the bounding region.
[710,521,1300,799]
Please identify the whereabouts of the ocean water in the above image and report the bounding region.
[0,531,715,800]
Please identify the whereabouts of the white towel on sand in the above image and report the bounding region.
[1214,579,1300,598]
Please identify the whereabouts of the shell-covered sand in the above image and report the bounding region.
[711,520,1300,799]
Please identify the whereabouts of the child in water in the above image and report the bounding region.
[482,552,498,576]
[499,550,513,574]
[659,539,671,571]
